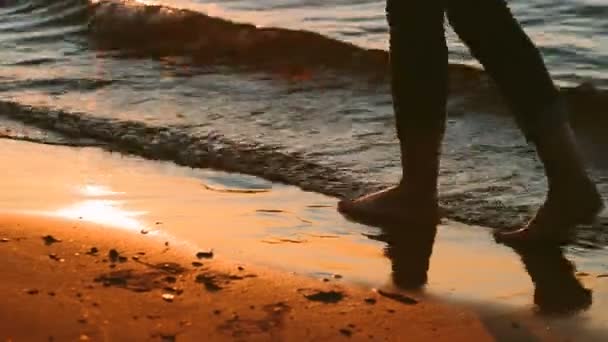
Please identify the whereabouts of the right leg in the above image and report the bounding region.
[338,0,447,226]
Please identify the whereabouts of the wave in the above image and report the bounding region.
[2,0,606,120]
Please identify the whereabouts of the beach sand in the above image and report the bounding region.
[0,138,603,341]
[0,212,494,341]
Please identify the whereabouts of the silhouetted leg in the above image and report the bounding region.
[339,1,447,227]
[447,0,602,243]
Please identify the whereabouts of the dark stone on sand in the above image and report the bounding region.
[140,229,149,235]
[191,261,203,267]
[196,251,214,259]
[339,328,352,337]
[42,235,61,246]
[86,247,99,255]
[94,272,128,287]
[25,288,39,295]
[304,290,344,303]
[164,276,177,283]
[597,274,608,278]
[376,290,418,305]
[109,249,120,263]
[0,238,9,242]
[237,266,244,271]
[195,274,222,292]
[48,291,56,297]
[364,298,376,305]
[118,256,128,263]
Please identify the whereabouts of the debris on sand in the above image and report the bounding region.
[164,276,177,283]
[42,235,61,246]
[191,261,203,267]
[0,237,9,243]
[196,250,214,259]
[160,334,176,342]
[339,328,353,337]
[162,293,175,302]
[24,288,39,295]
[108,249,128,263]
[195,274,222,292]
[375,289,418,305]
[303,290,344,303]
[364,298,377,305]
[597,274,608,278]
[86,247,99,255]
[48,253,64,262]
[163,286,183,295]
[140,229,149,235]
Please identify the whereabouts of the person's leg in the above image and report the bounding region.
[446,0,602,242]
[338,0,447,226]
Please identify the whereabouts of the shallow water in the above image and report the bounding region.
[0,0,607,235]
[1,139,607,340]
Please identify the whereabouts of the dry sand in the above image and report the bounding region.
[0,213,493,341]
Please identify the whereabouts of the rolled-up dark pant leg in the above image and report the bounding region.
[387,0,447,194]
[446,0,562,140]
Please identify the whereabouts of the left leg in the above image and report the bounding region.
[446,0,603,243]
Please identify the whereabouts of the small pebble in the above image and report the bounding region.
[0,238,9,243]
[196,250,214,259]
[162,293,175,302]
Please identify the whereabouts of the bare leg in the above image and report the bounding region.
[338,1,447,227]
[446,0,603,243]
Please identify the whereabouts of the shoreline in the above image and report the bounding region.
[1,134,607,341]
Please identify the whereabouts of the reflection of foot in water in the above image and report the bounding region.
[505,243,592,315]
[366,223,437,290]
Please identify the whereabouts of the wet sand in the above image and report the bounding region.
[1,138,607,341]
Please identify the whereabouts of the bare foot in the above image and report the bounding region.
[338,185,439,227]
[495,180,604,245]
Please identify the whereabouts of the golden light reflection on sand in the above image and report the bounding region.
[54,199,146,232]
[79,184,123,197]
